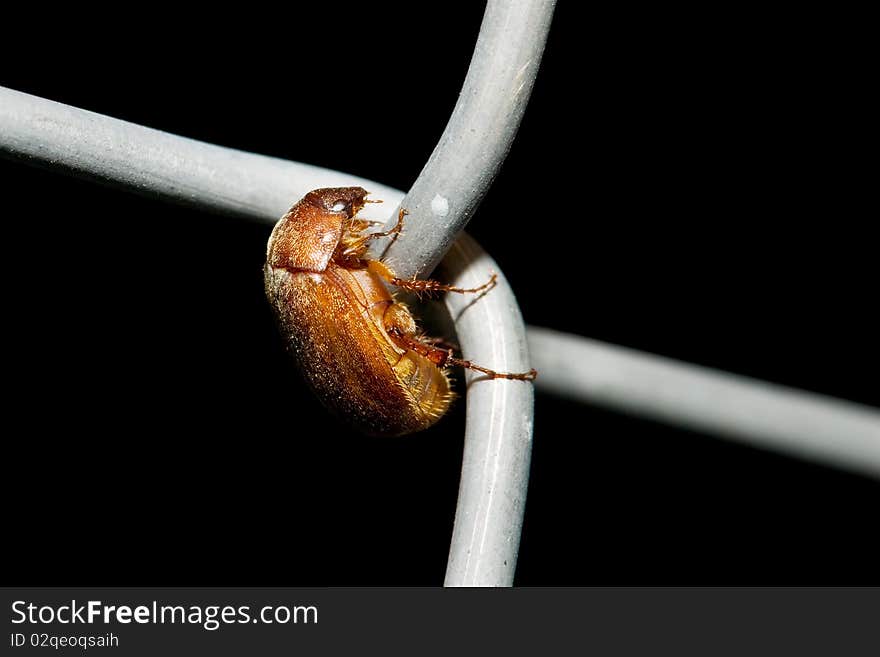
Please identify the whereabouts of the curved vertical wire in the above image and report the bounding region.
[367,0,556,586]
[368,0,557,281]
[439,236,535,586]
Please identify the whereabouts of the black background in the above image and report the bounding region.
[2,4,876,585]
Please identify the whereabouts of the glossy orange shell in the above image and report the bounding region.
[264,188,453,436]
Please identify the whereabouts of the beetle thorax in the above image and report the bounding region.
[267,186,369,273]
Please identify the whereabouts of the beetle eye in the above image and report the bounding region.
[331,201,347,212]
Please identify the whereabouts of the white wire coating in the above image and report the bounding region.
[529,327,880,479]
[0,86,401,223]
[439,236,535,586]
[368,0,557,282]
[369,0,556,585]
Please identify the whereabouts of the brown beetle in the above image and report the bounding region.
[264,187,536,436]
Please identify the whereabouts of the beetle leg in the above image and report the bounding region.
[390,273,497,296]
[445,354,538,381]
[349,218,384,231]
[386,326,537,381]
[387,327,450,367]
[368,260,498,297]
[383,303,418,339]
[422,336,460,351]
[344,209,407,257]
[364,208,407,240]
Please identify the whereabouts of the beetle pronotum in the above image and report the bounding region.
[264,187,536,436]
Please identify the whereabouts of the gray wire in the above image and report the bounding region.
[529,327,880,479]
[367,0,557,281]
[0,86,401,223]
[365,0,555,586]
[438,236,535,586]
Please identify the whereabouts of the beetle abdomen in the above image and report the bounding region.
[391,349,454,428]
[265,263,452,436]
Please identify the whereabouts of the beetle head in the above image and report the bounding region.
[303,186,369,217]
[267,187,369,272]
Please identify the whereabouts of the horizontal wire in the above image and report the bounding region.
[529,327,880,479]
[0,86,401,223]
